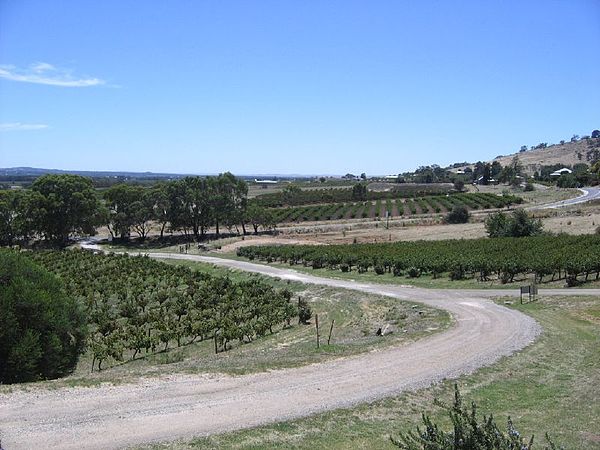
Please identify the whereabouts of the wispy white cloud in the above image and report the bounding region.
[0,122,49,132]
[0,62,105,87]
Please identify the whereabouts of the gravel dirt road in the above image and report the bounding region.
[2,254,595,450]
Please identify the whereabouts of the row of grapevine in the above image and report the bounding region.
[254,185,454,207]
[24,250,297,371]
[237,234,600,285]
[268,193,521,223]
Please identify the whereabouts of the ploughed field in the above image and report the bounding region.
[264,192,521,223]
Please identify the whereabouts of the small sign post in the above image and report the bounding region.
[520,285,530,304]
[520,285,538,304]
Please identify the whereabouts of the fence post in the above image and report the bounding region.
[327,319,335,345]
[315,314,320,349]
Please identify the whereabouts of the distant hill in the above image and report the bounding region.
[449,135,600,175]
[0,167,192,179]
[493,137,600,174]
[0,167,326,182]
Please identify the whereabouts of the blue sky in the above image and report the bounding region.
[1,1,599,175]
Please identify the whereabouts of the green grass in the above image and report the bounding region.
[144,295,600,449]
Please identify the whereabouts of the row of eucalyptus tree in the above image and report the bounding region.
[0,173,276,247]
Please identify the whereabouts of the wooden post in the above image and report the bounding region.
[327,319,335,345]
[214,333,218,354]
[315,314,320,349]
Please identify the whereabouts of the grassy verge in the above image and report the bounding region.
[145,295,600,449]
[1,260,449,391]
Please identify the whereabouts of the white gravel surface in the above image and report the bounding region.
[2,254,595,450]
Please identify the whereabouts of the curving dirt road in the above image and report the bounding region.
[529,186,600,210]
[1,254,596,450]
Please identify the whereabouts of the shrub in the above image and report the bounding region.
[0,251,87,383]
[556,173,577,188]
[391,385,562,450]
[297,298,312,325]
[445,205,470,224]
[407,267,421,278]
[485,210,543,238]
[374,264,385,275]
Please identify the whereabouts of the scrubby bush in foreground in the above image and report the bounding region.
[0,251,87,383]
[391,385,562,450]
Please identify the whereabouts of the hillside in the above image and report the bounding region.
[492,137,600,174]
[450,135,600,175]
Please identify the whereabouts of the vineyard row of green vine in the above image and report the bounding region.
[268,193,521,223]
[237,235,600,285]
[23,250,298,371]
[253,184,454,207]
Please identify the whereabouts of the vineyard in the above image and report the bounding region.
[237,234,600,285]
[253,184,453,207]
[267,193,522,223]
[23,250,297,371]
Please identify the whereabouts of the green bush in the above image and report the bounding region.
[485,210,543,238]
[0,251,87,383]
[407,267,421,278]
[391,385,562,450]
[445,206,470,224]
[297,298,312,325]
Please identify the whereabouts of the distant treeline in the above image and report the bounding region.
[0,173,277,247]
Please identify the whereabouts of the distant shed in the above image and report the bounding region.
[549,168,572,177]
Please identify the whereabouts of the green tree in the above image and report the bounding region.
[0,190,41,245]
[168,177,212,239]
[246,203,276,234]
[104,184,142,240]
[556,173,577,188]
[485,210,543,238]
[490,161,503,178]
[453,180,465,192]
[151,183,171,239]
[31,174,104,245]
[0,251,87,383]
[445,205,470,224]
[352,183,368,200]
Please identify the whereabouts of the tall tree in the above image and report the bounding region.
[104,184,140,240]
[31,174,104,246]
[151,183,171,239]
[0,190,41,245]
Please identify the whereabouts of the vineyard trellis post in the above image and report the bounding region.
[315,314,320,349]
[327,319,335,345]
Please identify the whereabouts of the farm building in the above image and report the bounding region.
[549,168,572,177]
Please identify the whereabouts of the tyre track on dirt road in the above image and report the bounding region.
[3,253,592,450]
